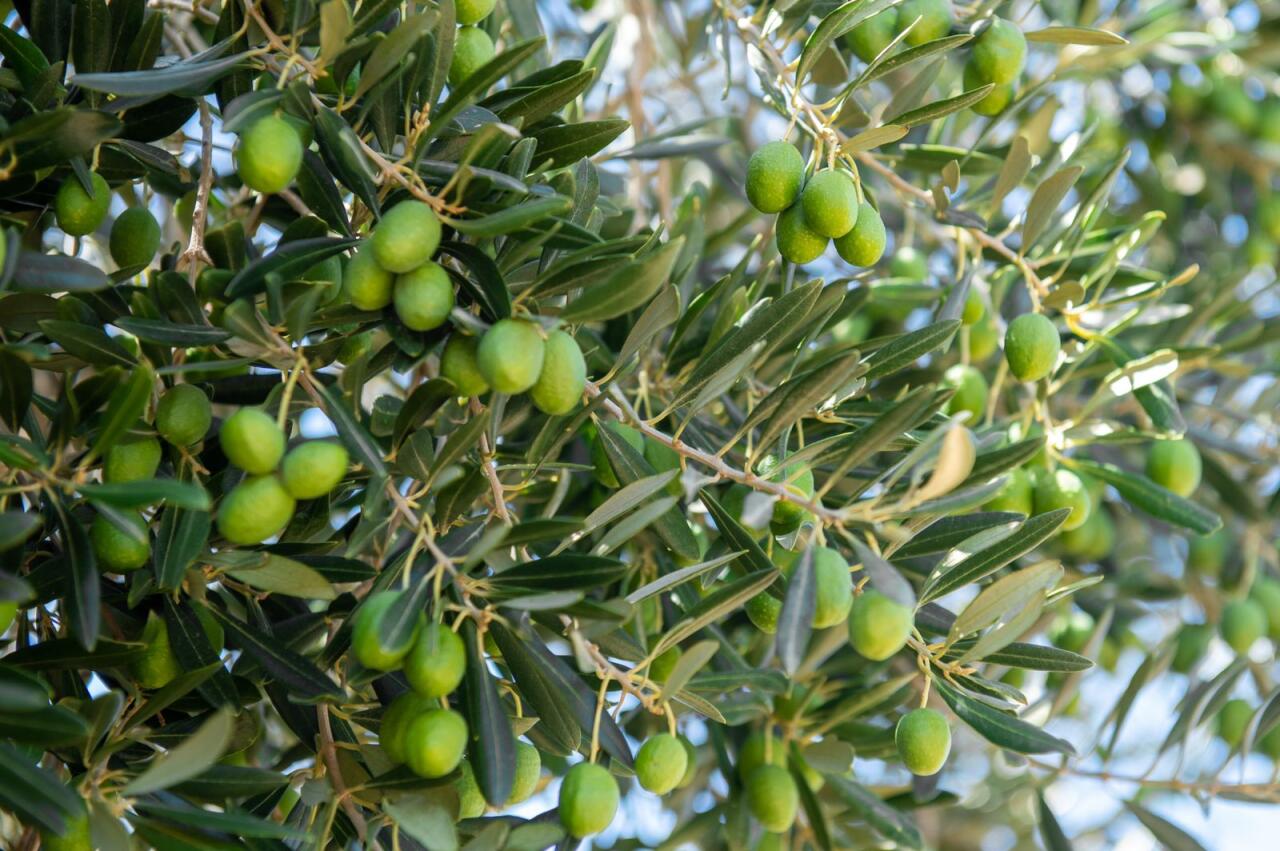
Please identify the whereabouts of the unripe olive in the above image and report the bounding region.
[1220,598,1266,655]
[649,645,681,683]
[746,141,805,214]
[890,246,928,279]
[1004,313,1060,382]
[800,169,859,238]
[155,384,212,447]
[745,764,798,833]
[351,590,422,671]
[236,115,304,194]
[1033,468,1092,531]
[449,26,496,87]
[104,436,162,483]
[1187,527,1229,577]
[757,455,814,536]
[736,731,785,780]
[345,246,395,310]
[381,692,435,764]
[220,408,286,474]
[456,0,496,25]
[1057,507,1114,562]
[1216,698,1252,749]
[90,510,149,572]
[942,363,987,420]
[404,622,467,698]
[110,207,162,269]
[216,474,296,545]
[959,287,985,325]
[848,590,913,660]
[968,314,1000,360]
[809,546,854,629]
[590,421,643,488]
[895,707,951,775]
[0,601,17,635]
[1048,609,1093,654]
[54,172,111,236]
[833,201,887,266]
[371,200,442,274]
[1146,438,1202,497]
[440,334,491,397]
[40,810,92,851]
[775,203,827,265]
[1251,578,1280,642]
[558,761,620,837]
[131,611,180,689]
[530,330,587,415]
[962,60,1013,115]
[843,8,898,63]
[508,741,542,805]
[1171,622,1213,674]
[635,733,689,795]
[280,441,349,499]
[896,0,953,46]
[1262,722,1280,761]
[746,591,782,634]
[405,707,468,778]
[970,18,1026,85]
[393,262,454,331]
[456,761,487,818]
[477,318,546,394]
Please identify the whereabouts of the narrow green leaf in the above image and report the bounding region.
[123,709,234,795]
[1062,458,1221,534]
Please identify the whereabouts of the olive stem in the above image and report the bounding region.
[316,704,370,844]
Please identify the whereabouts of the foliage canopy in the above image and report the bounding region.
[1,0,1279,848]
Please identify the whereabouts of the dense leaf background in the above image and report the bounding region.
[1,0,1280,849]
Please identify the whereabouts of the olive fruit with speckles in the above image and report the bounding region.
[351,590,422,671]
[393,262,454,331]
[896,708,951,775]
[371,201,442,274]
[220,408,285,474]
[217,475,296,545]
[55,172,110,236]
[91,511,149,572]
[156,384,211,447]
[558,762,619,837]
[477,318,546,394]
[746,141,805,213]
[1146,438,1202,497]
[530,330,587,415]
[635,734,689,795]
[1004,313,1060,382]
[776,203,827,264]
[745,764,798,833]
[441,334,491,397]
[404,622,467,698]
[236,115,303,194]
[848,590,913,660]
[280,441,349,499]
[405,708,468,779]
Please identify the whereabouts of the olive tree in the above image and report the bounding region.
[0,0,1277,848]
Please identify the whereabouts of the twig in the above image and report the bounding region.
[316,704,369,843]
[585,380,847,524]
[179,100,215,282]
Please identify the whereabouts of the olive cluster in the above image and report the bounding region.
[349,596,553,825]
[449,0,498,87]
[54,172,161,271]
[844,5,1028,117]
[746,140,887,267]
[215,407,350,545]
[90,384,212,572]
